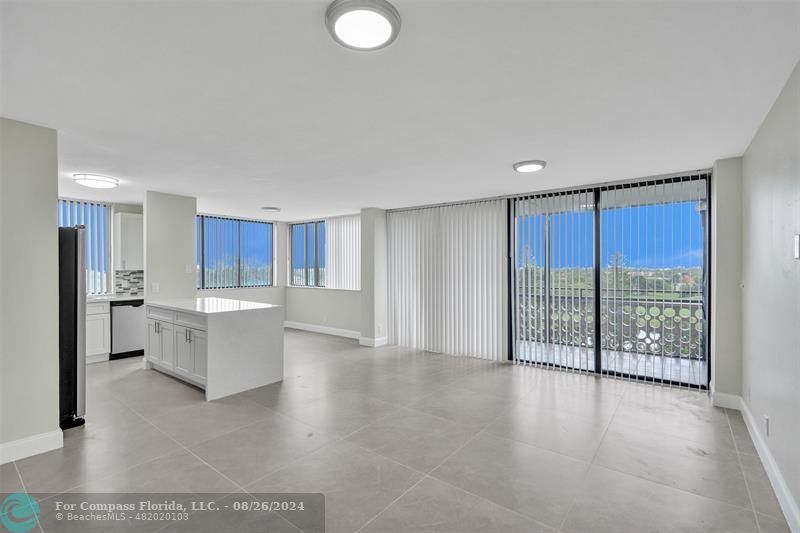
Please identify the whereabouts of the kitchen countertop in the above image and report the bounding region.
[88,294,145,303]
[146,297,279,315]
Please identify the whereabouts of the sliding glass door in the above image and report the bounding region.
[513,190,596,371]
[598,178,708,386]
[511,173,710,388]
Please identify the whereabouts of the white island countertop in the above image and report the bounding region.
[146,297,280,314]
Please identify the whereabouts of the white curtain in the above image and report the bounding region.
[387,200,507,361]
[325,214,361,290]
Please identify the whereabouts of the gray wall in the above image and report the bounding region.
[144,191,197,299]
[741,61,800,520]
[711,157,743,396]
[0,118,61,446]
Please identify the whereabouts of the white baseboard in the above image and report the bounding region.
[87,353,110,364]
[0,429,63,465]
[712,391,743,410]
[283,321,359,340]
[359,336,388,347]
[739,401,800,533]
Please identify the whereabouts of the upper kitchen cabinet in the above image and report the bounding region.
[113,212,143,270]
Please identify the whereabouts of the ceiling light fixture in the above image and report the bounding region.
[325,0,401,51]
[260,207,281,213]
[513,160,547,173]
[73,174,119,189]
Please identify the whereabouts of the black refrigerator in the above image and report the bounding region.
[59,226,86,429]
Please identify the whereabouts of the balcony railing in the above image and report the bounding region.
[516,289,705,360]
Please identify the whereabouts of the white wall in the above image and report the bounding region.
[144,191,197,299]
[202,287,286,307]
[360,208,388,346]
[741,60,800,529]
[113,203,143,215]
[711,157,743,397]
[0,118,62,460]
[285,287,360,336]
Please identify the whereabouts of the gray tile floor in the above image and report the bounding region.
[3,330,789,533]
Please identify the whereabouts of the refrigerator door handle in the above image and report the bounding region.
[75,226,86,418]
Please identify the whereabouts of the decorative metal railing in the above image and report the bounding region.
[516,290,705,360]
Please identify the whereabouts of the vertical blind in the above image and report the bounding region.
[325,215,360,290]
[58,199,109,294]
[598,176,708,388]
[510,173,709,388]
[512,190,596,370]
[197,216,273,289]
[387,200,507,361]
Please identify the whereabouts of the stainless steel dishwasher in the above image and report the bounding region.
[111,299,145,358]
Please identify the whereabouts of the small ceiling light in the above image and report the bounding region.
[73,174,119,189]
[513,160,547,173]
[260,207,281,213]
[326,0,401,51]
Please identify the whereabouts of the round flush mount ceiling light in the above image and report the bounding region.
[513,160,547,173]
[73,173,119,189]
[260,206,281,213]
[325,0,401,51]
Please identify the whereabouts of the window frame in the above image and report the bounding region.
[196,214,274,289]
[290,220,325,287]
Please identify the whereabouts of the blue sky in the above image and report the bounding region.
[291,222,326,269]
[196,217,273,271]
[517,201,705,269]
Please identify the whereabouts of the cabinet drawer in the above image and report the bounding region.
[175,311,207,330]
[87,302,110,315]
[146,305,175,322]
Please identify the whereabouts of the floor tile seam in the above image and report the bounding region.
[726,409,763,533]
[421,471,561,532]
[590,463,763,517]
[12,462,45,533]
[556,389,621,531]
[128,405,252,498]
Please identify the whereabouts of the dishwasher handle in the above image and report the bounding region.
[111,300,144,308]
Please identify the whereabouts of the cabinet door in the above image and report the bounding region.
[174,326,194,376]
[146,319,161,362]
[86,314,110,356]
[127,214,144,270]
[158,321,176,368]
[114,213,144,270]
[191,329,208,380]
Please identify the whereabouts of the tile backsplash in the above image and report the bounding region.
[115,270,144,296]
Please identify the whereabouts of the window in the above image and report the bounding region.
[511,173,710,388]
[196,215,273,289]
[58,199,110,294]
[291,221,325,286]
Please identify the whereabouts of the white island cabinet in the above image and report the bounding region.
[144,297,283,400]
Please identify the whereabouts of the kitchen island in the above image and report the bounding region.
[144,297,283,400]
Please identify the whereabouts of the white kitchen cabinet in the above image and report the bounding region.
[146,319,161,361]
[174,325,207,383]
[113,212,143,271]
[86,314,110,360]
[86,301,111,363]
[144,298,282,400]
[145,318,176,370]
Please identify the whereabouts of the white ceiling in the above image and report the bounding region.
[2,1,798,221]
